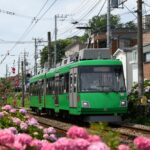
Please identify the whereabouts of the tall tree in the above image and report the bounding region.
[88,14,137,34]
[124,21,137,29]
[40,38,72,68]
[89,14,121,33]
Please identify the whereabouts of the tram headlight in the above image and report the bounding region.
[121,100,127,107]
[82,101,90,108]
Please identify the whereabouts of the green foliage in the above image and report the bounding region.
[89,14,121,33]
[0,78,13,97]
[128,79,150,103]
[88,14,137,34]
[27,125,43,139]
[7,96,30,108]
[124,21,137,29]
[40,38,72,67]
[89,122,120,150]
[127,80,150,124]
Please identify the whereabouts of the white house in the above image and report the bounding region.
[113,48,133,92]
[113,44,150,92]
[130,44,150,81]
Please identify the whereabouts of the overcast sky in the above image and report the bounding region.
[0,0,150,77]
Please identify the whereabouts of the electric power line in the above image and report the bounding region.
[0,0,57,65]
[58,0,101,37]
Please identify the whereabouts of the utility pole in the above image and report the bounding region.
[107,0,111,52]
[48,32,51,69]
[34,38,38,75]
[18,56,20,76]
[54,15,57,67]
[24,51,27,93]
[137,0,144,97]
[21,61,25,107]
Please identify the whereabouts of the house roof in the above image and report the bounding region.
[113,48,133,56]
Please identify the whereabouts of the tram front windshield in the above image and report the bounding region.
[79,66,126,92]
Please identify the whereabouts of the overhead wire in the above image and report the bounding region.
[59,0,102,37]
[123,4,137,18]
[97,0,106,16]
[58,0,96,35]
[67,0,106,38]
[0,0,58,65]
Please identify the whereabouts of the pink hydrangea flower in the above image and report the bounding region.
[73,138,90,150]
[30,139,43,150]
[87,142,110,150]
[15,133,32,145]
[10,108,17,113]
[41,142,55,150]
[87,135,101,143]
[44,127,56,134]
[118,144,131,150]
[54,137,75,150]
[8,127,18,134]
[12,140,26,150]
[2,105,12,111]
[19,108,27,115]
[134,136,150,150]
[49,134,57,142]
[20,122,28,130]
[27,117,39,126]
[0,129,15,147]
[67,125,89,139]
[11,117,21,125]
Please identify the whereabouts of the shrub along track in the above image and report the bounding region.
[28,110,150,145]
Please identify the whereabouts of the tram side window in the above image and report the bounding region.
[64,73,69,93]
[51,78,55,94]
[59,75,64,94]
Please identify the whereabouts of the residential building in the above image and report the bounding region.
[130,44,150,81]
[65,41,86,57]
[113,48,133,92]
[90,28,137,54]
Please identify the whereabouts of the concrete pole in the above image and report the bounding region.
[137,0,144,97]
[54,15,57,67]
[48,32,51,69]
[107,0,111,51]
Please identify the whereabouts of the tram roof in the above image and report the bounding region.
[30,73,46,83]
[46,59,122,77]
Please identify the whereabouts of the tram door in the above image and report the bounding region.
[69,68,78,107]
[54,75,59,106]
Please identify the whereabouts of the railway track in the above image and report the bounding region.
[28,110,150,145]
[113,123,150,138]
[109,123,150,145]
[29,111,72,137]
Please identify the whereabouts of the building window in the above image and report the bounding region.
[145,52,150,62]
[132,51,137,62]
